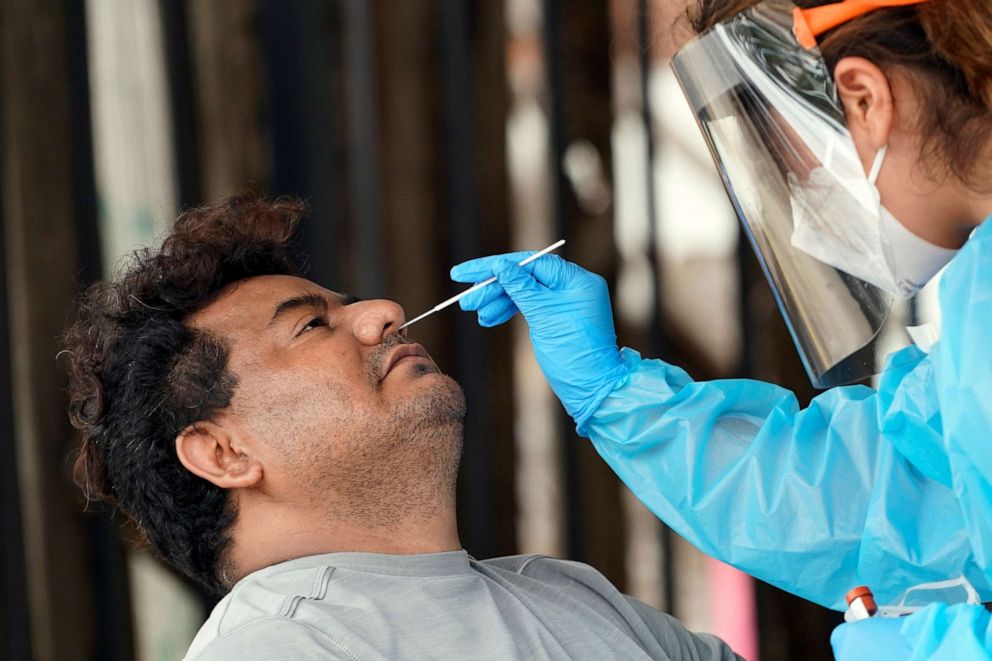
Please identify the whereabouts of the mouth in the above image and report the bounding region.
[380,342,430,380]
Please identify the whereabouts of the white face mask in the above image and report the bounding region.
[789,145,958,298]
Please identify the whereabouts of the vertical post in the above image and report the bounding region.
[438,0,496,557]
[67,0,102,284]
[1,1,99,658]
[67,1,136,658]
[470,0,516,557]
[185,0,271,200]
[437,0,517,558]
[541,0,623,585]
[0,123,32,661]
[374,2,446,394]
[540,0,584,564]
[259,0,348,291]
[160,0,203,210]
[636,0,662,373]
[343,0,385,298]
[635,0,675,615]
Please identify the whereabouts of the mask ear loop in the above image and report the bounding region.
[867,144,888,185]
[894,575,983,608]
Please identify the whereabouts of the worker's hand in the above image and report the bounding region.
[450,252,628,431]
[830,618,911,660]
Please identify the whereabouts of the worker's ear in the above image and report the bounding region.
[176,417,262,489]
[834,57,894,166]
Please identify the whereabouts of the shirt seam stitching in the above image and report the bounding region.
[514,554,550,574]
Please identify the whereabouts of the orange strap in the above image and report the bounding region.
[793,0,931,49]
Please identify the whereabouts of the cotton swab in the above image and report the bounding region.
[398,239,566,330]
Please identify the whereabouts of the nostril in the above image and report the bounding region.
[354,300,406,343]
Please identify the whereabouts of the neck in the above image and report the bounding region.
[872,112,990,248]
[966,190,992,237]
[885,175,983,249]
[227,498,461,584]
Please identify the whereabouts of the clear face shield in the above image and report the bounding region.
[671,0,946,388]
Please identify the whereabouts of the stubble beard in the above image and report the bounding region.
[304,368,467,531]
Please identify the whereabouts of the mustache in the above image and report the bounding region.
[366,334,417,383]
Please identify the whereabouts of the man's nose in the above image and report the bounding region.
[350,299,407,345]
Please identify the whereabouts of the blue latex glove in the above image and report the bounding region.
[450,252,629,431]
[832,604,992,660]
[831,618,912,660]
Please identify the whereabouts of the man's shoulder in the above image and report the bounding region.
[184,563,351,660]
[480,553,610,578]
[183,616,358,661]
[478,554,622,596]
[481,554,741,661]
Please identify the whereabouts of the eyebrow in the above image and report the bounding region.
[267,291,361,327]
[268,292,331,327]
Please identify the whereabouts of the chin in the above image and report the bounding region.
[398,371,466,427]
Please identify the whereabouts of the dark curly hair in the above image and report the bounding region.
[62,193,305,594]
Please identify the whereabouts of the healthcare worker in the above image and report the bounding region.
[451,0,992,657]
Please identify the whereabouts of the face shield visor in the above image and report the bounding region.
[671,0,941,389]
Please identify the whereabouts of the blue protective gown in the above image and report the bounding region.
[583,217,992,653]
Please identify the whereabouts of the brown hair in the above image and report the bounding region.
[62,193,305,593]
[690,0,992,190]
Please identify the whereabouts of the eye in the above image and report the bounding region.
[297,315,328,336]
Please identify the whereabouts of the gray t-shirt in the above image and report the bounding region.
[184,551,742,660]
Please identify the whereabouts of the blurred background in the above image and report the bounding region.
[0,0,846,659]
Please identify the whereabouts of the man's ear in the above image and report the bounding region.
[176,419,263,489]
[834,57,894,161]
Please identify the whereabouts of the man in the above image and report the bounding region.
[63,194,740,660]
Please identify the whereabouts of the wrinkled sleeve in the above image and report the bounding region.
[584,349,981,610]
[900,603,992,660]
[623,596,744,661]
[933,222,992,581]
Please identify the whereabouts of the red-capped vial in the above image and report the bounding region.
[844,586,878,622]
